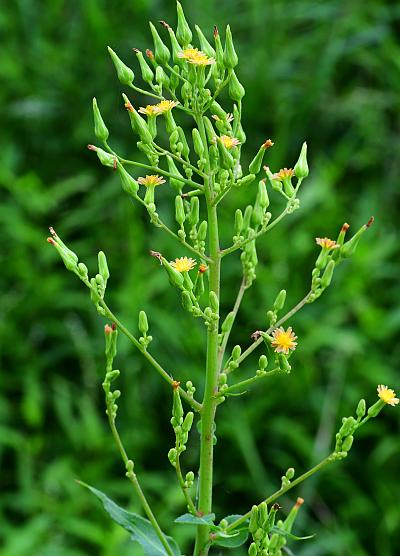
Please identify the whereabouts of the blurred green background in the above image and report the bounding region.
[1,0,399,554]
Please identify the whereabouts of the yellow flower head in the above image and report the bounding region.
[139,100,179,116]
[272,168,294,181]
[178,48,215,66]
[315,237,340,250]
[377,385,399,406]
[212,113,234,124]
[271,326,298,354]
[137,175,166,187]
[219,135,241,149]
[170,257,196,272]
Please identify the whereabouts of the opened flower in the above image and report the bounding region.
[315,237,340,250]
[212,113,234,124]
[178,48,215,66]
[271,327,298,354]
[219,135,241,149]
[137,175,166,187]
[377,385,399,406]
[170,257,196,272]
[272,168,294,181]
[139,100,179,116]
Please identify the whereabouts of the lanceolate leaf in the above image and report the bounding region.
[79,482,181,556]
[175,512,215,525]
[270,526,316,541]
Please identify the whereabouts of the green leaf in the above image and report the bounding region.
[211,515,249,548]
[270,526,316,541]
[175,513,215,525]
[79,482,181,556]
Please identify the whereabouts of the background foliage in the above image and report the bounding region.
[1,0,399,554]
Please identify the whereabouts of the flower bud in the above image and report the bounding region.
[195,25,216,58]
[98,251,110,281]
[155,66,169,88]
[234,209,243,235]
[186,470,195,482]
[172,387,184,427]
[223,25,238,69]
[273,289,286,312]
[249,506,259,534]
[286,467,295,479]
[258,502,268,527]
[228,70,245,101]
[133,49,154,84]
[257,180,269,209]
[217,138,234,169]
[258,355,268,370]
[338,416,356,438]
[107,46,134,85]
[181,290,193,312]
[168,448,177,465]
[192,128,205,158]
[166,156,184,193]
[117,163,139,197]
[138,310,149,335]
[248,543,257,556]
[176,2,192,46]
[236,174,256,187]
[182,411,194,433]
[341,435,354,452]
[209,291,219,313]
[197,220,208,241]
[213,25,225,72]
[320,259,335,288]
[356,398,366,419]
[340,218,374,259]
[243,205,253,229]
[88,145,116,168]
[294,141,309,179]
[92,98,109,142]
[149,22,170,65]
[175,195,186,226]
[122,94,153,144]
[232,345,241,360]
[161,256,185,288]
[249,144,268,175]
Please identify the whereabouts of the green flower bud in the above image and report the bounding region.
[248,543,257,556]
[338,416,356,438]
[92,98,109,142]
[133,49,154,84]
[192,128,205,158]
[107,46,134,85]
[294,141,309,179]
[273,289,286,312]
[195,25,216,58]
[188,196,199,226]
[252,198,263,227]
[203,116,216,143]
[342,435,354,452]
[232,345,241,360]
[181,81,192,102]
[176,1,192,46]
[161,256,185,288]
[122,94,153,144]
[221,312,235,334]
[228,70,245,101]
[98,251,110,281]
[186,470,195,482]
[155,66,169,88]
[138,310,149,335]
[277,353,291,373]
[213,26,225,72]
[175,195,186,226]
[209,291,219,313]
[286,467,295,480]
[249,506,259,534]
[77,262,88,279]
[197,220,208,241]
[243,205,253,229]
[164,156,182,193]
[223,25,238,69]
[168,447,177,465]
[234,209,243,235]
[367,399,385,418]
[88,145,115,168]
[182,411,194,433]
[259,501,268,527]
[258,355,268,370]
[177,126,190,159]
[257,180,269,208]
[340,217,374,259]
[217,138,234,169]
[172,387,184,426]
[356,398,366,419]
[160,23,182,65]
[117,163,139,197]
[249,142,273,175]
[181,290,193,312]
[104,324,118,360]
[321,259,335,288]
[149,22,170,65]
[283,497,304,533]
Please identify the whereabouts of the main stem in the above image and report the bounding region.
[194,187,220,556]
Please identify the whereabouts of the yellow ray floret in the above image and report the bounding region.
[138,100,179,116]
[137,175,166,187]
[219,135,241,149]
[271,326,298,355]
[178,48,215,66]
[170,257,197,272]
[315,237,340,250]
[377,385,399,406]
[272,168,294,181]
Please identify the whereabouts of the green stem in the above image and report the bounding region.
[152,143,206,179]
[217,277,246,371]
[129,82,164,100]
[106,412,175,556]
[194,114,220,556]
[226,453,339,532]
[95,296,202,412]
[221,367,284,395]
[175,454,197,514]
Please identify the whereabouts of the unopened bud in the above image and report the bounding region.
[107,46,134,85]
[294,141,309,179]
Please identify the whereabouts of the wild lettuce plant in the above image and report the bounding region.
[47,3,398,555]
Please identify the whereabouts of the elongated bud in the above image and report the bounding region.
[259,502,268,526]
[182,411,194,432]
[181,290,193,312]
[195,25,216,58]
[138,310,149,335]
[236,174,256,187]
[177,126,190,159]
[104,323,118,360]
[92,98,109,142]
[209,291,219,313]
[257,180,269,208]
[273,289,286,312]
[98,251,110,281]
[249,505,259,534]
[258,355,268,370]
[294,141,309,179]
[175,195,185,225]
[88,144,116,168]
[338,416,356,437]
[213,25,225,72]
[107,46,134,85]
[164,25,182,65]
[122,94,153,144]
[223,25,238,69]
[192,128,205,158]
[176,1,192,46]
[356,398,366,419]
[166,156,184,193]
[161,256,185,288]
[248,543,257,556]
[249,141,273,174]
[203,116,216,143]
[217,138,234,169]
[221,311,235,334]
[283,497,304,533]
[321,259,335,288]
[149,22,170,65]
[117,163,139,197]
[243,205,253,229]
[234,209,243,235]
[197,220,208,241]
[232,345,241,360]
[172,386,184,427]
[189,196,199,226]
[228,70,245,101]
[133,48,154,84]
[342,435,354,452]
[340,217,374,258]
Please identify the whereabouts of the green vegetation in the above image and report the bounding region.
[1,1,399,555]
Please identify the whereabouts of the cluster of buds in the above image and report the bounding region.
[138,310,152,349]
[267,289,287,327]
[168,382,194,467]
[248,498,305,556]
[103,324,120,420]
